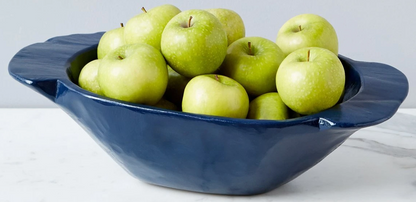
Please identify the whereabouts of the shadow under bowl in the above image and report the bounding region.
[8,32,409,195]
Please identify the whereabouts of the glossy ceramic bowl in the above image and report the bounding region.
[9,32,408,195]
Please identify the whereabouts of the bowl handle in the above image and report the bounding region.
[319,56,409,129]
[8,32,103,102]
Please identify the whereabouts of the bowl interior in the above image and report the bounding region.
[66,48,362,112]
[67,48,97,85]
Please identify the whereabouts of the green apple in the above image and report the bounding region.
[78,59,103,95]
[205,8,245,45]
[153,98,178,111]
[161,9,228,78]
[220,36,285,97]
[164,65,190,107]
[276,47,345,115]
[98,43,168,105]
[97,23,125,59]
[124,4,181,50]
[276,14,338,56]
[247,92,289,120]
[182,74,249,119]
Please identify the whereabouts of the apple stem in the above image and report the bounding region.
[141,7,147,13]
[188,16,193,28]
[248,41,253,55]
[298,25,302,31]
[215,74,220,81]
[120,23,124,27]
[307,49,310,62]
[118,56,124,60]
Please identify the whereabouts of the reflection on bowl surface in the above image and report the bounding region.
[8,32,408,195]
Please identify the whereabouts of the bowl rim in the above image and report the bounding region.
[8,32,409,129]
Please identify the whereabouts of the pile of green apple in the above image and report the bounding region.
[78,4,345,120]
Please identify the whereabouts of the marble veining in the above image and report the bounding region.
[345,138,416,159]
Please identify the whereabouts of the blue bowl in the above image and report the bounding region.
[9,32,408,195]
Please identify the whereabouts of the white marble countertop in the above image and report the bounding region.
[1,108,415,202]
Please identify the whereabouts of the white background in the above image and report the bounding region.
[1,0,414,107]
